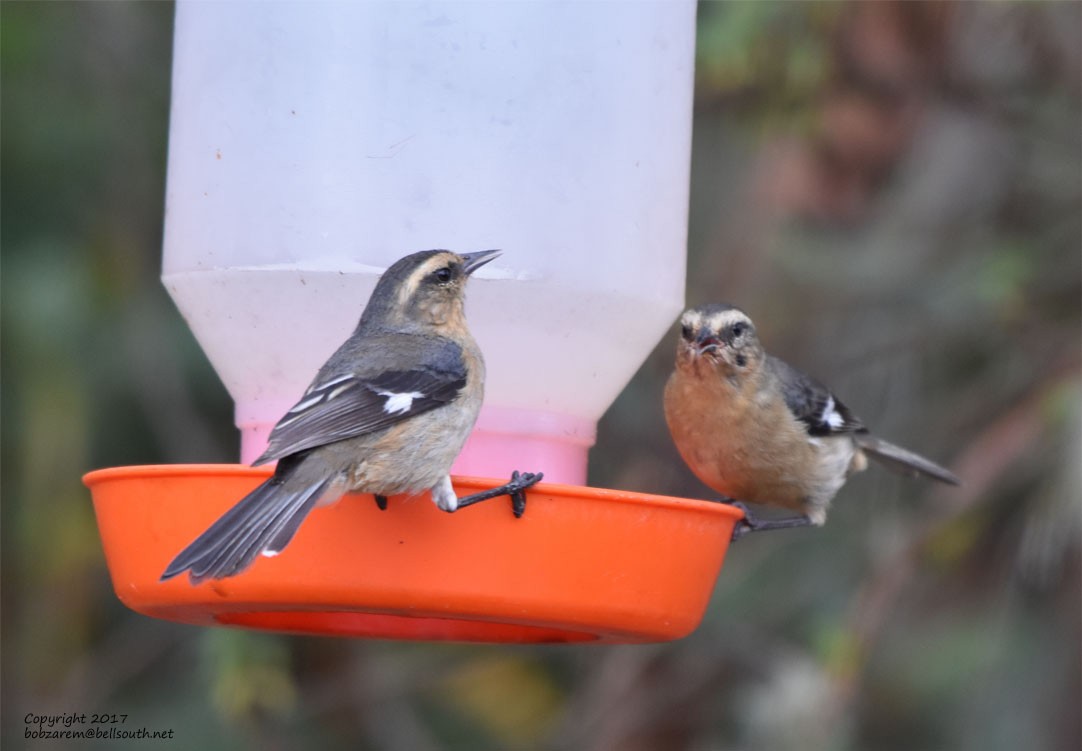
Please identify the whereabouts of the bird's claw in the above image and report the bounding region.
[727,500,753,542]
[724,499,813,542]
[506,470,543,518]
[454,470,543,517]
[374,494,388,511]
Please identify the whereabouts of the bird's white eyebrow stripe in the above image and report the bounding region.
[710,309,752,331]
[682,311,703,328]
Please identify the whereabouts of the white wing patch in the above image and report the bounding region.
[821,396,845,430]
[286,394,323,414]
[306,373,354,394]
[327,383,355,401]
[279,374,358,426]
[378,389,425,415]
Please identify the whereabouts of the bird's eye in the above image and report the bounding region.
[431,266,454,284]
[731,322,747,338]
[681,323,693,340]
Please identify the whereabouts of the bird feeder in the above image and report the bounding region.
[84,0,742,643]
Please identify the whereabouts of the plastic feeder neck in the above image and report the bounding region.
[238,407,597,486]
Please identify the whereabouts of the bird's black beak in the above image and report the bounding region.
[696,328,722,353]
[461,249,501,276]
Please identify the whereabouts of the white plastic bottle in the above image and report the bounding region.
[162,0,695,484]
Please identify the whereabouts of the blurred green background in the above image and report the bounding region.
[2,2,1079,749]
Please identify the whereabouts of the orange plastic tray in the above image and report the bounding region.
[83,465,741,643]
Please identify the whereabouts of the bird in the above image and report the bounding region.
[161,249,542,584]
[663,303,959,539]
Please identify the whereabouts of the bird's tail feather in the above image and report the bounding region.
[855,434,960,486]
[160,475,329,584]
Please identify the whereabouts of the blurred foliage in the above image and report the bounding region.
[432,654,563,745]
[203,631,297,721]
[696,1,841,127]
[2,2,1079,750]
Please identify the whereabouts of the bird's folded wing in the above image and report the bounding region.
[253,345,468,465]
[770,355,865,436]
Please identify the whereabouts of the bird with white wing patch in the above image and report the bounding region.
[161,249,542,584]
[664,303,959,540]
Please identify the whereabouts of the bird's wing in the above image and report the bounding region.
[769,355,865,437]
[253,337,468,465]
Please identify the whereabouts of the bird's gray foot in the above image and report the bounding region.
[455,471,543,518]
[726,500,813,542]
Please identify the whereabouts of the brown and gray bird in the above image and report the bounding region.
[664,303,959,538]
[162,249,541,584]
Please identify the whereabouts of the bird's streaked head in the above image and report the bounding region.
[676,303,762,374]
[359,249,500,331]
